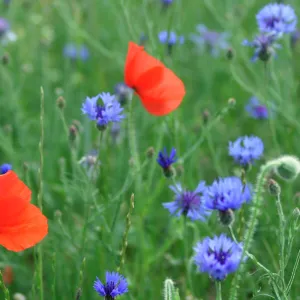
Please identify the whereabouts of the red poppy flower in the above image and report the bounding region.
[124,41,185,116]
[0,171,48,252]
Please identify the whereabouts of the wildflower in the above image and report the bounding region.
[0,18,10,37]
[203,177,252,211]
[63,43,90,61]
[163,181,211,221]
[190,24,230,57]
[0,18,16,45]
[81,93,125,130]
[229,136,264,166]
[158,31,184,46]
[161,0,173,6]
[114,82,133,105]
[157,148,177,177]
[291,30,300,48]
[93,271,128,299]
[242,33,281,62]
[245,97,269,119]
[0,163,12,174]
[124,41,185,116]
[0,171,48,251]
[79,150,100,178]
[256,3,297,34]
[194,234,244,280]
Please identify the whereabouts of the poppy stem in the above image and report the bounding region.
[128,95,142,193]
[37,87,45,300]
[0,271,10,300]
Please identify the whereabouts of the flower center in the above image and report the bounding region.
[182,191,200,212]
[104,281,116,298]
[254,105,267,117]
[96,105,105,120]
[265,17,280,28]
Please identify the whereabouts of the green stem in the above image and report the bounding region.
[215,281,222,300]
[285,248,300,295]
[229,160,279,300]
[128,95,142,193]
[38,87,45,300]
[0,271,10,300]
[183,216,188,298]
[275,192,286,288]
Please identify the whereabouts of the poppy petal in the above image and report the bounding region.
[125,42,164,90]
[138,67,186,116]
[0,171,31,225]
[0,203,48,252]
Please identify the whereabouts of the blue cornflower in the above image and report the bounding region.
[190,24,230,57]
[114,82,133,105]
[93,271,128,299]
[163,182,211,221]
[256,3,297,34]
[0,18,10,37]
[291,30,300,48]
[229,136,264,166]
[158,31,184,46]
[63,43,90,61]
[79,45,90,61]
[194,234,244,280]
[242,32,281,62]
[81,93,125,130]
[157,148,177,177]
[161,0,173,6]
[245,97,269,119]
[203,177,252,211]
[0,163,12,175]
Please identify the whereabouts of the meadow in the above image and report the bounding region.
[0,0,300,299]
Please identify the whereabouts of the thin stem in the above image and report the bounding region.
[285,248,300,295]
[183,216,188,298]
[275,192,286,288]
[215,281,222,300]
[0,271,10,300]
[38,87,45,300]
[229,160,279,300]
[128,95,142,193]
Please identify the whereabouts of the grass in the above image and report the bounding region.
[0,0,300,299]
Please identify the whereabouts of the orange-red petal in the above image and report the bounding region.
[138,67,186,116]
[124,41,186,115]
[125,41,164,90]
[0,171,31,226]
[0,203,48,252]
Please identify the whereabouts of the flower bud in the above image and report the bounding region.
[219,209,235,226]
[267,179,281,196]
[56,96,65,109]
[13,294,26,300]
[274,155,300,181]
[228,98,236,107]
[202,109,210,125]
[226,48,234,60]
[2,53,9,65]
[75,288,82,300]
[146,147,155,159]
[69,125,78,142]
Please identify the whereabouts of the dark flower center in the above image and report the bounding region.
[104,281,116,299]
[182,191,200,213]
[265,17,280,28]
[254,105,267,117]
[208,249,230,265]
[96,105,105,120]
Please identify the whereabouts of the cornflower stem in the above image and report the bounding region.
[38,87,45,300]
[275,192,286,287]
[183,216,189,298]
[215,281,222,300]
[229,160,279,300]
[128,95,142,194]
[91,131,104,182]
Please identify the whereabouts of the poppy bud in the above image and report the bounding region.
[13,293,26,300]
[267,178,281,196]
[56,96,65,109]
[69,125,78,143]
[274,155,300,182]
[226,48,234,60]
[202,109,210,125]
[219,209,235,226]
[75,288,82,300]
[2,53,9,65]
[228,98,236,107]
[146,147,155,159]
